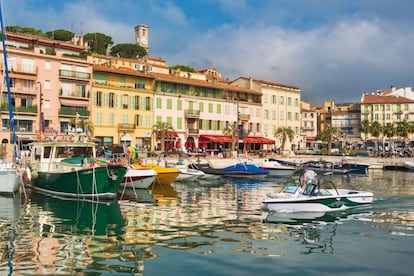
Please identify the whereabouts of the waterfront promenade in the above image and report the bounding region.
[153,151,414,170]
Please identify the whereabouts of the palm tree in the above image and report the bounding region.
[370,121,382,138]
[152,122,174,152]
[320,125,338,153]
[396,119,412,139]
[360,119,370,142]
[382,122,395,140]
[223,122,238,153]
[274,127,294,153]
[69,117,94,137]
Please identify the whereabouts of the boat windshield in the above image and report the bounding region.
[283,185,299,194]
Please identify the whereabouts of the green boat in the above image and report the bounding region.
[25,133,127,201]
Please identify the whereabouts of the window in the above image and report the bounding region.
[156,98,162,109]
[134,96,139,110]
[44,80,51,90]
[109,93,115,108]
[122,94,128,109]
[287,97,292,106]
[95,91,102,107]
[217,104,221,114]
[280,96,284,105]
[177,100,182,111]
[177,117,182,129]
[135,114,141,126]
[145,97,151,111]
[208,103,213,113]
[167,99,172,110]
[199,102,204,112]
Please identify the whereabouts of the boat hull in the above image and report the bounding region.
[262,190,373,212]
[30,165,127,200]
[0,170,21,194]
[121,167,157,189]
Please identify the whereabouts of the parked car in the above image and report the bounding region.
[305,148,320,154]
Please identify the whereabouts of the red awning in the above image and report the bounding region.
[156,132,179,138]
[199,135,234,143]
[243,136,275,144]
[306,136,316,141]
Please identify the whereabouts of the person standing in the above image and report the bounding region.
[218,144,223,158]
[300,167,317,194]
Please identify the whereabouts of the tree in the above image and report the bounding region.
[152,122,174,152]
[84,32,113,55]
[360,119,371,142]
[370,121,382,138]
[320,125,338,153]
[170,65,195,73]
[110,43,147,58]
[6,25,46,37]
[382,122,395,140]
[396,119,412,139]
[223,123,238,152]
[46,29,74,41]
[274,127,294,152]
[69,117,94,138]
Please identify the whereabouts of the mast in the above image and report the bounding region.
[0,4,18,161]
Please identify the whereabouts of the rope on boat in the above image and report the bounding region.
[92,164,99,202]
[75,170,85,200]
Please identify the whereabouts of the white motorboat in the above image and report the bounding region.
[403,161,414,171]
[256,159,297,177]
[175,165,205,182]
[121,164,157,189]
[262,171,373,213]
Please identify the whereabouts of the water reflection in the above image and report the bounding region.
[2,170,414,274]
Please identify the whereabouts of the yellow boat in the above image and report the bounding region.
[144,163,179,185]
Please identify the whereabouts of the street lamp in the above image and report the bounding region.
[37,82,44,133]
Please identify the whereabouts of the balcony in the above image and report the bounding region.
[238,113,250,121]
[60,89,89,99]
[1,105,37,114]
[59,69,91,81]
[118,123,135,132]
[187,128,199,135]
[184,109,200,118]
[59,107,90,117]
[3,63,38,76]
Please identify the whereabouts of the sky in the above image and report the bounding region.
[4,0,414,105]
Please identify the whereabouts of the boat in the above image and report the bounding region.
[121,164,157,189]
[144,163,179,185]
[341,161,370,175]
[255,159,297,177]
[175,165,205,182]
[262,167,373,213]
[0,8,23,194]
[271,158,349,175]
[25,133,127,200]
[403,161,414,171]
[188,161,269,178]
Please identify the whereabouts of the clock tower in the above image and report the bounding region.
[135,24,149,52]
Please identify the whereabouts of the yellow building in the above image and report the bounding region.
[91,57,155,149]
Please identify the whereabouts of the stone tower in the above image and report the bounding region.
[134,24,149,52]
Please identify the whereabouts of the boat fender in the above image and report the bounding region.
[22,167,32,182]
[31,170,38,179]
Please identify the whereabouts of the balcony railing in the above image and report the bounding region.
[2,63,38,75]
[184,109,200,118]
[1,105,37,113]
[59,107,90,116]
[187,128,199,134]
[59,70,91,81]
[60,89,89,99]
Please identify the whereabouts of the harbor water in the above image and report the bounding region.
[1,169,414,275]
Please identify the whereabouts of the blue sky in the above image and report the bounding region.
[4,0,414,105]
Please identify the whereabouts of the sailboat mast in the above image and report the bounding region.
[0,4,18,161]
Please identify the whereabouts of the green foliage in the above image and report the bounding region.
[274,127,294,151]
[5,26,47,37]
[110,43,147,58]
[84,32,113,55]
[46,29,74,41]
[170,65,195,73]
